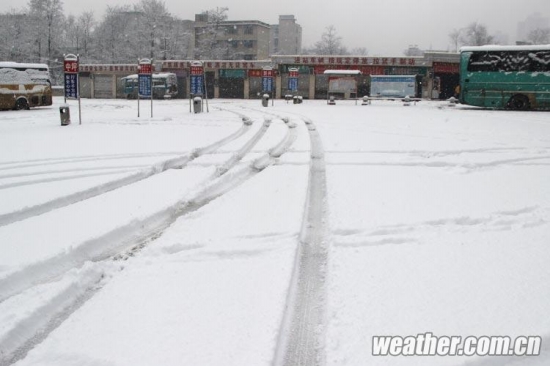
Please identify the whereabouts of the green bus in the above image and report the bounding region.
[459,45,550,110]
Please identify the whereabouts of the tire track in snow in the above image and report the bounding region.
[0,152,180,171]
[0,112,273,302]
[274,117,330,366]
[0,119,252,228]
[0,111,297,364]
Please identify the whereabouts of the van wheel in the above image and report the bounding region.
[507,95,530,110]
[14,98,29,110]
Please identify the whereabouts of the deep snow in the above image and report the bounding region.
[0,97,549,366]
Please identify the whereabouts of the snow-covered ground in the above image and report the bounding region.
[0,97,549,366]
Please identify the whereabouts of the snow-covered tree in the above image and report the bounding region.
[77,11,96,61]
[27,0,64,64]
[195,7,230,60]
[0,10,31,62]
[93,5,135,63]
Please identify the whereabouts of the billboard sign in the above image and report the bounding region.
[262,67,274,92]
[64,54,79,99]
[190,62,204,95]
[138,58,152,97]
[288,67,299,92]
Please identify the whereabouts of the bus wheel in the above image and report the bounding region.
[507,94,530,110]
[14,98,29,111]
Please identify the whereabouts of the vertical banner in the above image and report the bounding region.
[63,54,81,124]
[138,58,153,118]
[190,63,204,95]
[262,67,274,93]
[138,60,152,97]
[288,67,299,92]
[189,61,209,113]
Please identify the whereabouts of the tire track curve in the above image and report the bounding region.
[0,110,297,365]
[0,117,252,228]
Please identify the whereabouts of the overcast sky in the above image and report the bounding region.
[4,0,550,56]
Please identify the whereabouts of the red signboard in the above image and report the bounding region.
[138,63,152,74]
[262,69,274,78]
[289,69,299,78]
[433,62,460,74]
[294,56,418,67]
[248,70,262,77]
[64,60,79,73]
[190,66,203,75]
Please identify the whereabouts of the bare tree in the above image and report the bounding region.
[351,47,368,56]
[527,28,550,45]
[448,29,462,52]
[78,11,96,61]
[461,22,495,46]
[314,25,347,55]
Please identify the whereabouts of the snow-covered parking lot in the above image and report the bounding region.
[0,97,549,366]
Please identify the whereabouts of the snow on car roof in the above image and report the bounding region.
[121,73,176,79]
[0,68,49,84]
[0,62,49,70]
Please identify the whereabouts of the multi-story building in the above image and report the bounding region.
[194,14,271,60]
[270,15,302,55]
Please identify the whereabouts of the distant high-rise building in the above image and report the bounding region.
[270,15,302,55]
[517,13,550,42]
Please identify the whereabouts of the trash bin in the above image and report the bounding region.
[328,96,336,105]
[59,105,71,126]
[262,94,269,107]
[193,97,202,113]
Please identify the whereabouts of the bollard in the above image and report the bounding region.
[328,95,336,105]
[403,95,411,106]
[361,96,370,106]
[59,105,71,126]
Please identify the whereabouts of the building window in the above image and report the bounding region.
[227,26,238,35]
[243,40,254,48]
[244,25,254,35]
